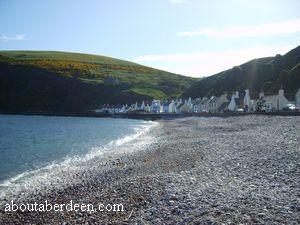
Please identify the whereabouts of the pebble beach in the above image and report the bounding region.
[0,115,299,224]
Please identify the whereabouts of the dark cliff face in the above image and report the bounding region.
[183,46,300,99]
[0,62,101,112]
[0,63,145,113]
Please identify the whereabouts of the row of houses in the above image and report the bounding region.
[95,88,300,114]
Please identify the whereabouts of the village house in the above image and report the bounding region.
[261,88,291,112]
[241,89,260,112]
[234,91,245,109]
[243,89,251,112]
[94,87,298,114]
[250,99,258,112]
[227,93,236,111]
[208,94,228,113]
[119,105,126,113]
[162,101,170,113]
[208,96,217,113]
[202,98,210,113]
[168,100,177,113]
[295,88,300,109]
[192,98,202,113]
[177,98,193,113]
[151,100,161,113]
[177,102,189,113]
[228,91,246,111]
[175,99,183,113]
[144,103,151,113]
[140,101,145,110]
[195,97,209,113]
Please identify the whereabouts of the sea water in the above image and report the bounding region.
[0,115,156,199]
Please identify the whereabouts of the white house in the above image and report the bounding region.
[235,91,239,98]
[175,99,183,113]
[228,94,236,111]
[200,97,209,112]
[187,97,193,112]
[120,105,126,113]
[192,98,201,113]
[244,89,251,112]
[140,101,145,110]
[144,104,151,113]
[249,99,258,112]
[151,100,161,113]
[262,88,291,112]
[168,100,176,113]
[208,96,217,113]
[295,88,300,108]
[162,101,170,113]
[177,102,189,113]
[177,98,193,113]
[208,94,228,113]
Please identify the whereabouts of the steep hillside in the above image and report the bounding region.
[0,51,195,113]
[183,46,300,99]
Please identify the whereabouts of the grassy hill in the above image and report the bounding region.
[0,51,195,113]
[183,46,300,99]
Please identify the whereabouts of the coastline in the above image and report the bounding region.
[0,117,158,203]
[1,115,299,224]
[1,110,300,122]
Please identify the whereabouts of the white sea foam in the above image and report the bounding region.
[0,120,158,203]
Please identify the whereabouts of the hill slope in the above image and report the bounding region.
[183,46,300,99]
[0,51,195,113]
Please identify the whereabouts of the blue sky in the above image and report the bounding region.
[1,0,300,77]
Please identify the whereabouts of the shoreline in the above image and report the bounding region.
[0,118,158,203]
[1,111,300,121]
[0,115,299,224]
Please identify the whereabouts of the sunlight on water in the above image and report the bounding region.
[0,115,158,202]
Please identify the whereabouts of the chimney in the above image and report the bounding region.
[259,90,264,99]
[235,91,239,98]
[279,88,284,97]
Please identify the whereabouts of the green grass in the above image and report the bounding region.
[0,51,196,111]
[0,50,138,66]
[183,46,300,98]
[130,87,167,99]
[0,51,194,83]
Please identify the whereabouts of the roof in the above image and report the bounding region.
[201,99,209,104]
[162,102,170,106]
[284,92,296,102]
[209,96,220,104]
[177,103,185,108]
[192,98,202,105]
[218,102,229,111]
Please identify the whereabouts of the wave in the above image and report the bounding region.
[0,120,158,202]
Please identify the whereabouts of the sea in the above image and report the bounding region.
[0,114,157,200]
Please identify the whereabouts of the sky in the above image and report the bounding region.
[0,0,300,77]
